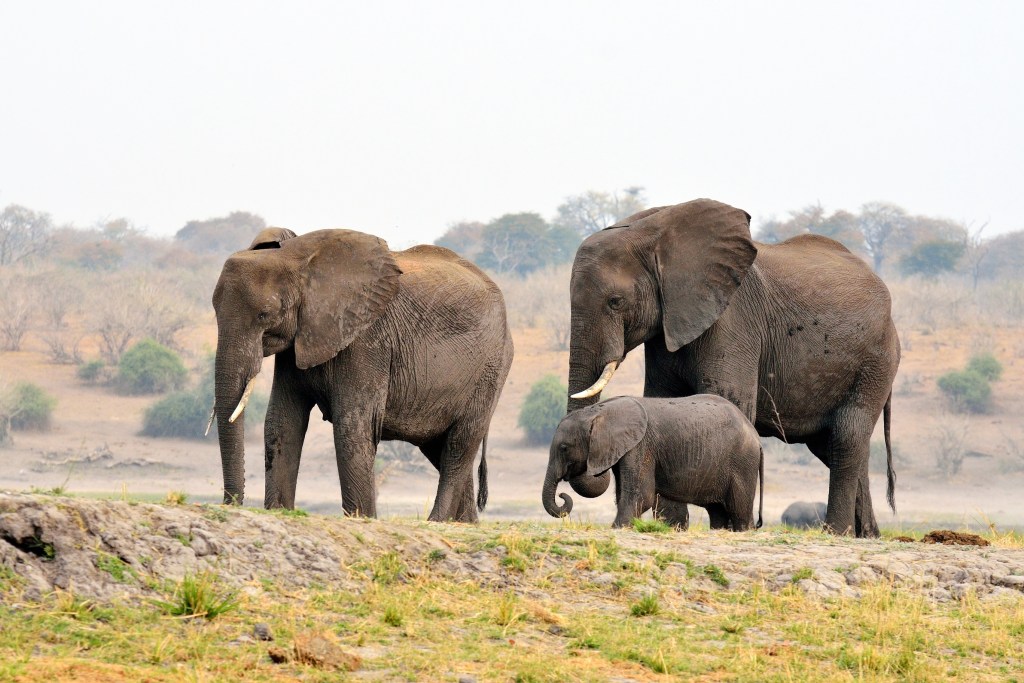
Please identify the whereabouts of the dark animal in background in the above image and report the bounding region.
[563,198,899,537]
[781,501,827,529]
[543,395,763,530]
[211,228,514,522]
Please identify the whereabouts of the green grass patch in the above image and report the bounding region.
[631,517,672,533]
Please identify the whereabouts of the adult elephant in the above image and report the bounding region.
[212,227,514,522]
[564,199,899,537]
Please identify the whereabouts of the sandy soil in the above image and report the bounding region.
[3,320,1024,530]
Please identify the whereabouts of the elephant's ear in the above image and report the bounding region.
[652,199,757,352]
[586,398,649,476]
[293,230,402,369]
[249,227,297,250]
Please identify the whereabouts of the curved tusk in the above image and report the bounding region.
[570,361,619,400]
[228,376,258,424]
[204,407,215,436]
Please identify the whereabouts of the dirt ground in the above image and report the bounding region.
[2,319,1023,530]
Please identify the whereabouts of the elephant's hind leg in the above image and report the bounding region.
[428,423,484,523]
[808,413,878,538]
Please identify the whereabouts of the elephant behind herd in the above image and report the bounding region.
[211,198,899,538]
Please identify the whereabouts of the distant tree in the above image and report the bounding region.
[434,221,485,261]
[518,374,568,445]
[814,209,865,254]
[553,186,647,237]
[33,272,84,364]
[899,240,965,277]
[859,202,909,272]
[978,230,1024,282]
[0,275,34,351]
[0,204,53,265]
[174,211,267,256]
[962,222,991,290]
[477,213,560,276]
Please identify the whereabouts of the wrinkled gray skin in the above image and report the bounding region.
[544,395,764,530]
[781,501,828,529]
[565,199,899,537]
[212,228,513,522]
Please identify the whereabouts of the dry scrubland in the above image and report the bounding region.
[2,266,1024,528]
[1,492,1023,681]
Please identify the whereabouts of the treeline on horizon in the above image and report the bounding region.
[0,189,1023,369]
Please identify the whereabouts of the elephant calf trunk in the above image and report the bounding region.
[542,471,574,517]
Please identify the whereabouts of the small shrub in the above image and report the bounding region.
[96,553,135,583]
[142,391,207,438]
[117,339,187,395]
[165,490,188,505]
[966,353,1002,381]
[792,567,814,582]
[518,374,568,445]
[8,382,57,431]
[76,360,106,383]
[937,370,991,413]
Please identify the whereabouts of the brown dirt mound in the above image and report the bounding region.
[921,529,991,546]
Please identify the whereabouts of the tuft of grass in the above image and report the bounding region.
[95,553,135,583]
[653,551,680,570]
[371,551,405,584]
[792,567,814,582]
[426,549,446,563]
[703,564,729,587]
[276,507,308,518]
[631,517,672,533]
[164,490,188,505]
[383,604,404,627]
[629,593,660,617]
[494,591,524,629]
[153,571,239,620]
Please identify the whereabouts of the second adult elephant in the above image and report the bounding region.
[564,199,900,537]
[212,228,514,522]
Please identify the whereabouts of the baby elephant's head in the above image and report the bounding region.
[542,397,648,518]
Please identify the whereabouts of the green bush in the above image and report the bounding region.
[966,353,1002,381]
[76,360,106,383]
[142,392,208,438]
[142,354,266,439]
[937,370,991,413]
[518,374,568,445]
[117,339,187,395]
[9,382,57,431]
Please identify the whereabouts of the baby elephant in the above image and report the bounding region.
[543,395,763,530]
[781,501,827,529]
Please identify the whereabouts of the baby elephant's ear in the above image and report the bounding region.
[587,398,649,476]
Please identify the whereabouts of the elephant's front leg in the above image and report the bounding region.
[332,412,380,518]
[264,368,314,509]
[611,462,655,528]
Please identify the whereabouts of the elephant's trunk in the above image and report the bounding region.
[214,337,261,505]
[542,460,573,517]
[569,471,611,498]
[567,347,603,413]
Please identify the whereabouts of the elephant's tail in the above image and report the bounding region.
[884,392,896,514]
[755,445,764,529]
[476,436,488,512]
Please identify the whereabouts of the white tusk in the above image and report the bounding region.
[204,407,215,436]
[228,376,258,424]
[570,361,619,400]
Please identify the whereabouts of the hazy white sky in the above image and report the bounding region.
[1,1,1021,246]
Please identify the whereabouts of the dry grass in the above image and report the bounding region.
[2,514,1023,682]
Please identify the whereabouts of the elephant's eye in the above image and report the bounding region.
[257,311,270,323]
[559,443,569,453]
[608,296,625,311]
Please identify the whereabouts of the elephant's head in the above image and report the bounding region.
[211,229,401,504]
[563,199,754,496]
[543,398,648,518]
